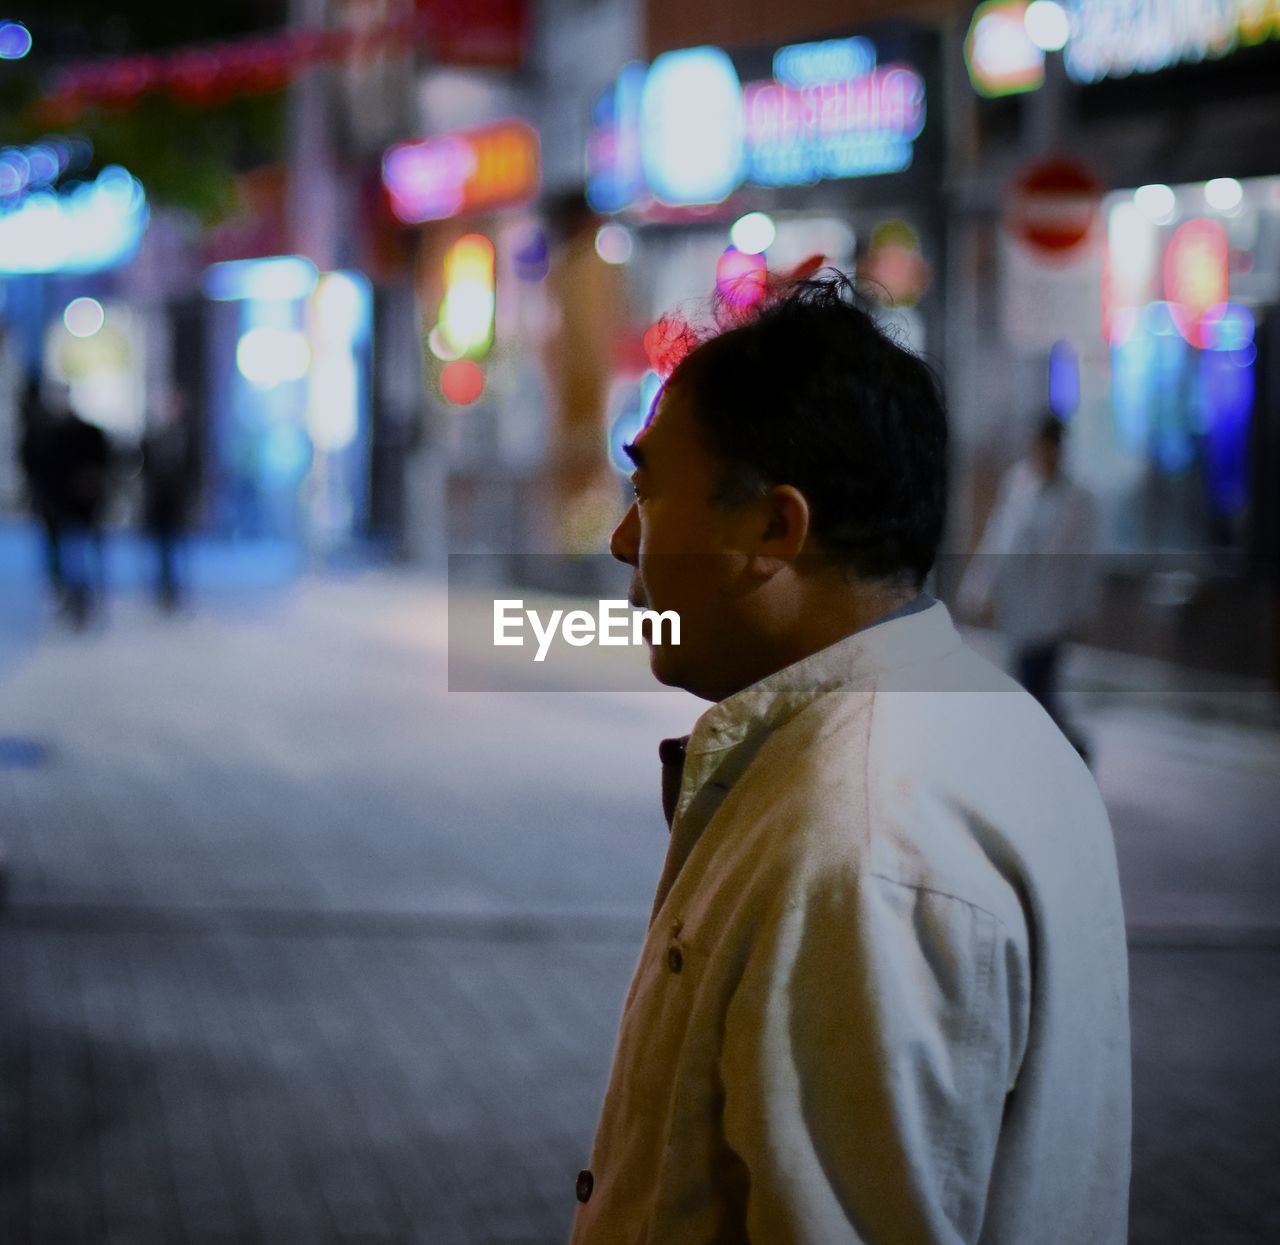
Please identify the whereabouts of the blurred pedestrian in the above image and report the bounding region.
[140,388,197,611]
[960,413,1098,758]
[574,278,1129,1243]
[17,375,66,604]
[18,378,111,626]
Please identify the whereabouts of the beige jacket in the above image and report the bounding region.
[571,601,1130,1244]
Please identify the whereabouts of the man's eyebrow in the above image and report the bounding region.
[622,441,646,469]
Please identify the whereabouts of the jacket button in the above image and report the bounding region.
[667,946,683,973]
[576,1169,594,1203]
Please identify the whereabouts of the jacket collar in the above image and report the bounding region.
[660,598,960,829]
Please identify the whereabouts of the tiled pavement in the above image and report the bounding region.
[1,570,1277,1243]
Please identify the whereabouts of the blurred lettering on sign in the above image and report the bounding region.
[743,63,925,185]
[1064,0,1280,82]
[587,35,928,211]
[382,120,539,223]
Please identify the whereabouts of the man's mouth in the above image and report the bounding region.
[627,576,648,611]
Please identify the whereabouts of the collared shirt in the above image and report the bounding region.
[572,601,1130,1245]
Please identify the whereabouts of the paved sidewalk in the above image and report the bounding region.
[1,571,1277,1243]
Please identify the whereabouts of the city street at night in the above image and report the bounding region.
[4,1,1280,1240]
[1,567,1276,1244]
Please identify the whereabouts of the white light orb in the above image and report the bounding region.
[236,327,311,389]
[594,223,635,265]
[1204,177,1243,213]
[1025,1,1070,52]
[729,212,776,254]
[1134,183,1177,225]
[63,296,105,338]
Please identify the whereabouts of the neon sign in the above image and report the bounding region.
[1064,0,1280,83]
[587,36,928,209]
[382,119,539,224]
[743,63,925,185]
[773,37,877,86]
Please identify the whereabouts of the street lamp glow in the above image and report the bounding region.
[729,211,776,254]
[1024,1,1070,52]
[1134,183,1177,225]
[1204,177,1243,213]
[0,20,32,59]
[63,297,105,338]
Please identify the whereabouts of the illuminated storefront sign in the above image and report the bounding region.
[588,35,928,210]
[1063,0,1280,83]
[382,119,539,224]
[742,59,925,185]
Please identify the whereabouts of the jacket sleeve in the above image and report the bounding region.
[719,868,1025,1245]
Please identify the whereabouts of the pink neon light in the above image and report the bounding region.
[743,64,925,145]
[715,247,767,308]
[383,136,473,224]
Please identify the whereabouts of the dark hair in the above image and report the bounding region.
[666,273,948,585]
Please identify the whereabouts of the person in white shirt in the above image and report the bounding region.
[960,415,1098,758]
[571,278,1129,1244]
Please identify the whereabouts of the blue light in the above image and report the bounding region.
[1200,345,1254,516]
[607,371,663,474]
[586,62,647,214]
[204,255,319,302]
[0,166,148,275]
[1201,302,1255,353]
[640,47,745,206]
[773,36,876,86]
[0,149,28,197]
[0,20,32,60]
[1048,340,1080,419]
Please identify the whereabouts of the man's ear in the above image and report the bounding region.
[756,484,811,561]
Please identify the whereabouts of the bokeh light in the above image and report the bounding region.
[1134,183,1177,225]
[715,247,768,308]
[642,316,696,378]
[236,327,311,389]
[440,359,486,405]
[438,234,495,358]
[513,229,550,281]
[0,20,32,60]
[594,223,634,265]
[1204,177,1243,213]
[729,212,776,254]
[1024,1,1070,52]
[63,296,105,339]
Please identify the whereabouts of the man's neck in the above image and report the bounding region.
[714,581,922,702]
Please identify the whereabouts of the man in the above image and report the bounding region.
[959,415,1098,758]
[572,278,1129,1244]
[141,387,198,612]
[19,379,111,626]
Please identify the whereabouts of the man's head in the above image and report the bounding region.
[610,275,948,701]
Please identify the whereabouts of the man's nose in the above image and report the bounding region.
[610,501,639,566]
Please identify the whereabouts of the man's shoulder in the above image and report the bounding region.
[729,637,1105,918]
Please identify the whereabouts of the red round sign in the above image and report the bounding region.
[1006,157,1105,262]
